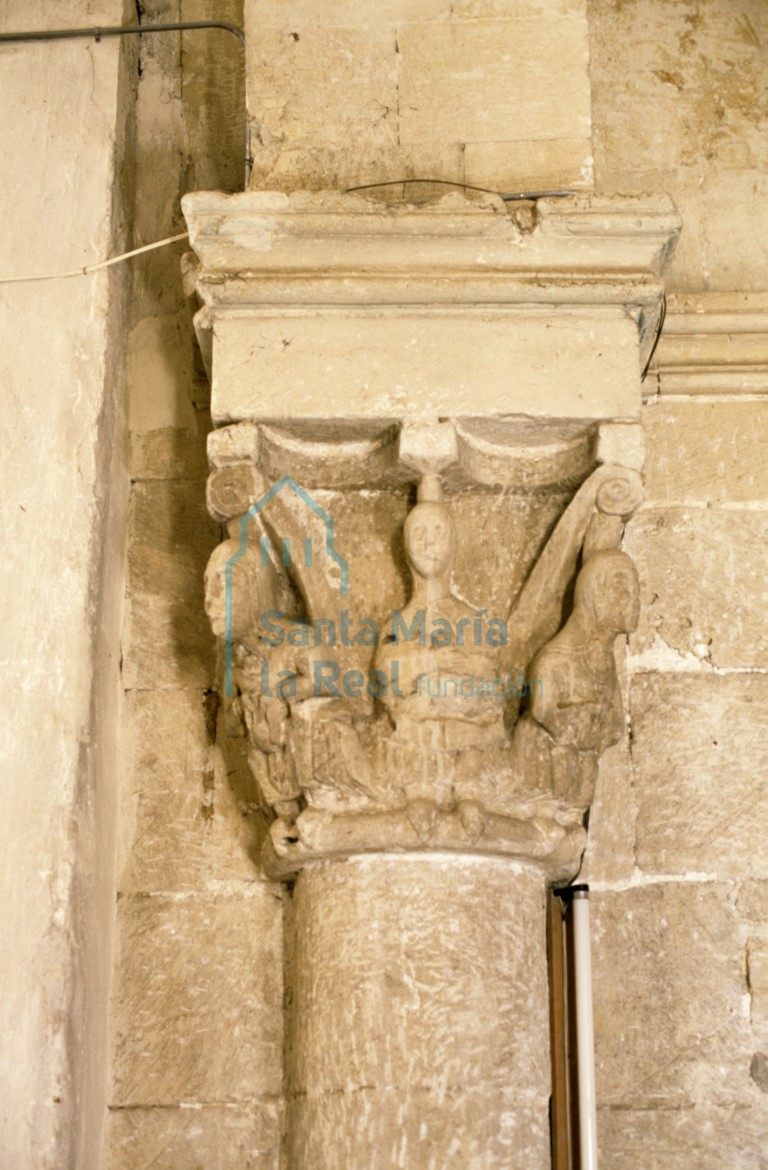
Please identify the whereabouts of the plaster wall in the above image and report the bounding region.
[0,3,134,1168]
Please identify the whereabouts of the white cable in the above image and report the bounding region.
[0,231,189,283]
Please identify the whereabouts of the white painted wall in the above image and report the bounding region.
[0,3,132,1166]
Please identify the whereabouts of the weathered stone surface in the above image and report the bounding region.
[246,0,592,191]
[592,884,753,1108]
[251,0,584,24]
[130,422,211,482]
[245,142,466,197]
[748,942,768,1038]
[464,136,593,191]
[211,309,640,425]
[248,26,398,163]
[625,509,768,669]
[397,17,590,146]
[105,1102,282,1170]
[288,1085,548,1170]
[597,1103,768,1170]
[119,689,263,893]
[111,891,283,1106]
[580,740,635,883]
[642,401,768,504]
[590,0,768,291]
[127,313,205,480]
[179,0,246,195]
[207,422,260,468]
[630,673,768,878]
[286,856,551,1170]
[737,880,768,928]
[251,0,449,25]
[123,480,220,689]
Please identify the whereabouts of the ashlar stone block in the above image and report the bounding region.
[630,673,768,878]
[597,1102,768,1170]
[248,0,449,25]
[590,0,768,291]
[247,27,397,154]
[123,480,219,689]
[642,401,768,505]
[111,891,283,1106]
[397,18,591,147]
[625,509,768,669]
[119,689,263,893]
[211,309,641,426]
[105,1102,282,1170]
[591,883,753,1110]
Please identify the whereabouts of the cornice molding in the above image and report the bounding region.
[182,190,681,425]
[654,292,768,395]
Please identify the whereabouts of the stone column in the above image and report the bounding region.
[183,190,679,1167]
[287,857,551,1170]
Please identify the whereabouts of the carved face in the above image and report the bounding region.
[593,563,640,634]
[404,503,455,579]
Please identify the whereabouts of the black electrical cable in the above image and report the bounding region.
[0,22,245,46]
[641,293,667,383]
[345,178,576,202]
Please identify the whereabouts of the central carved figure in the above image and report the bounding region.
[203,460,642,878]
[376,474,506,732]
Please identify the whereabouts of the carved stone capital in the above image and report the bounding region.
[182,190,677,882]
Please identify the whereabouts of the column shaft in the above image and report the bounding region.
[286,856,551,1170]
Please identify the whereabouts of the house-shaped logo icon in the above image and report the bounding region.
[223,475,349,695]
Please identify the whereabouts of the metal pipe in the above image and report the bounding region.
[572,886,598,1170]
[0,22,250,187]
[0,22,245,46]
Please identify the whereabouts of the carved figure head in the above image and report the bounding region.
[574,550,640,635]
[204,538,282,644]
[403,475,456,581]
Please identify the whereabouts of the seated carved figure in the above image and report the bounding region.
[376,475,505,738]
[512,549,640,807]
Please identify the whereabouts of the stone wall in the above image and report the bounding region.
[104,4,286,1168]
[582,386,768,1166]
[583,4,768,1164]
[107,1,768,1167]
[246,0,594,193]
[590,0,768,291]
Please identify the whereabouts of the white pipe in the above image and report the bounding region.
[572,887,598,1170]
